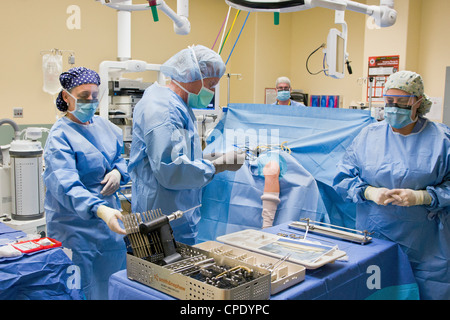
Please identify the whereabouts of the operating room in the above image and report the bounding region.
[0,0,449,303]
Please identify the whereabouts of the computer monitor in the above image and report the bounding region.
[326,28,346,79]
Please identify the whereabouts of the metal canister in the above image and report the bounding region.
[9,140,44,221]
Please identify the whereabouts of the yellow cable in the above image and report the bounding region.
[219,9,240,54]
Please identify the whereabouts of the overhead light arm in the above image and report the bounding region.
[225,0,397,27]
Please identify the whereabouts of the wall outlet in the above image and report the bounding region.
[13,107,23,118]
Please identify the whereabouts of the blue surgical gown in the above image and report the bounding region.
[43,116,130,300]
[272,100,305,107]
[128,83,216,245]
[333,117,450,300]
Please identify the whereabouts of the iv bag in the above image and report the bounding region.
[42,54,62,95]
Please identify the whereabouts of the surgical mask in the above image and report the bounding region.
[384,105,415,129]
[277,90,290,102]
[174,81,215,109]
[64,89,99,123]
[383,95,422,129]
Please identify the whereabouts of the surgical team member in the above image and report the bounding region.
[333,71,449,300]
[273,76,304,107]
[43,67,130,300]
[128,45,244,245]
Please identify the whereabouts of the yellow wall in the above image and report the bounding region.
[1,0,449,132]
[363,0,450,107]
[418,0,450,99]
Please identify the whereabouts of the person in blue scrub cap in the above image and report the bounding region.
[44,67,130,300]
[272,76,304,107]
[333,70,450,300]
[128,45,244,245]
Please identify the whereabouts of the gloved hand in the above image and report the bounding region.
[385,189,432,207]
[97,205,126,235]
[262,160,280,178]
[101,169,121,196]
[212,150,245,174]
[364,186,393,206]
[203,152,224,161]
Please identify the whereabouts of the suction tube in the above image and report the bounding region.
[0,119,21,141]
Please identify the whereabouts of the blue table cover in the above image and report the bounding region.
[108,222,419,300]
[0,222,84,300]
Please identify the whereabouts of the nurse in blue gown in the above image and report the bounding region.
[333,71,449,299]
[43,67,130,300]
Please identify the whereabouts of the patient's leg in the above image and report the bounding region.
[261,161,280,228]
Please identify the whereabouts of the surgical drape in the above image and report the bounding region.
[198,103,376,241]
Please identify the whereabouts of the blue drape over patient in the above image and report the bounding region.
[197,103,375,242]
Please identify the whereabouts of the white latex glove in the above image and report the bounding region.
[261,192,280,229]
[100,169,121,196]
[364,186,393,206]
[203,152,224,161]
[97,205,126,235]
[212,150,246,174]
[385,189,432,207]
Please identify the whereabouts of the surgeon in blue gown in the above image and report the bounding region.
[43,67,130,300]
[128,45,244,245]
[333,71,449,300]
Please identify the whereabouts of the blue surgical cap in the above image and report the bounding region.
[56,67,101,112]
[160,45,226,83]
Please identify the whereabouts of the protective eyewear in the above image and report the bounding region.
[64,89,99,104]
[383,94,416,110]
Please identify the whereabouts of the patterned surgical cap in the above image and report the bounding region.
[384,70,432,116]
[55,67,100,112]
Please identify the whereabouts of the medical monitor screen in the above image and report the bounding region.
[326,28,346,79]
[207,94,216,109]
[336,34,345,75]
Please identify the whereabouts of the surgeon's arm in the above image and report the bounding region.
[43,135,108,220]
[110,131,131,185]
[425,176,450,210]
[333,143,368,203]
[100,135,131,196]
[145,122,216,190]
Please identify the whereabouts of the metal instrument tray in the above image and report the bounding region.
[217,229,347,269]
[126,242,271,300]
[194,241,305,295]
